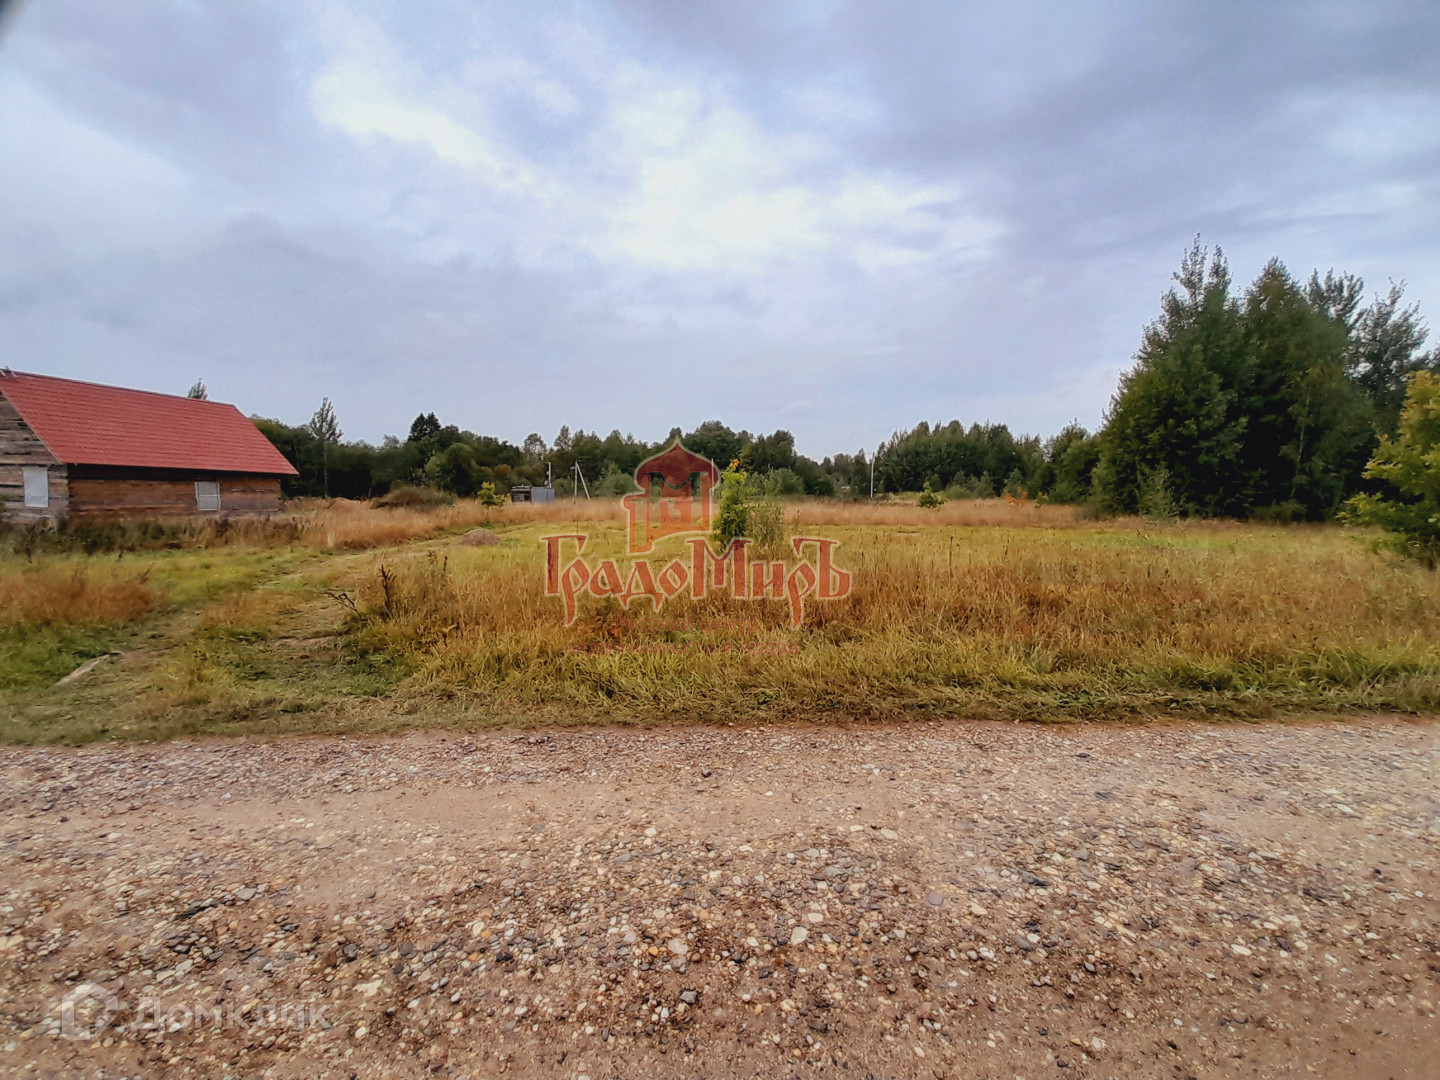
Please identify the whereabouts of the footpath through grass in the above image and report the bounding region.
[3,499,1439,742]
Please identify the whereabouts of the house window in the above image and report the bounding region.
[23,467,49,509]
[195,480,221,511]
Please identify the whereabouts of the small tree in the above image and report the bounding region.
[712,462,751,547]
[1341,371,1440,567]
[309,397,342,498]
[595,463,637,497]
[187,379,208,400]
[1137,466,1179,521]
[918,479,944,509]
[711,465,787,553]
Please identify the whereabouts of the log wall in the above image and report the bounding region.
[65,474,283,522]
[0,393,67,524]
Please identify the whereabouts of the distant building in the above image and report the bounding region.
[509,484,556,504]
[0,370,298,525]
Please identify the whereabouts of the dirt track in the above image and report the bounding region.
[2,718,1438,1079]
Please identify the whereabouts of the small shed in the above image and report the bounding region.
[0,370,298,525]
[509,485,556,504]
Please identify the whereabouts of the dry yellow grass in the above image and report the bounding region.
[0,565,156,627]
[782,497,1078,528]
[329,509,1440,722]
[6,498,1440,738]
[291,498,503,549]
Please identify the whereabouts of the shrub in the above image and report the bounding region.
[1251,501,1307,523]
[711,464,787,553]
[747,500,787,552]
[712,465,751,546]
[595,464,639,497]
[1341,371,1440,567]
[918,481,944,509]
[1137,466,1180,521]
[764,468,806,497]
[373,485,455,509]
[803,474,836,497]
[944,472,995,500]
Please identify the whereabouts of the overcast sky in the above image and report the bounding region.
[0,1,1435,457]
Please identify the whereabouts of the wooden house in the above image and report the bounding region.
[0,370,298,525]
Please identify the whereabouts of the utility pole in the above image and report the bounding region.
[870,445,883,499]
[573,460,590,499]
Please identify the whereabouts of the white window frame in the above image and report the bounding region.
[23,467,49,509]
[195,480,221,512]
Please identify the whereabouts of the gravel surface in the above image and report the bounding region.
[1,718,1438,1079]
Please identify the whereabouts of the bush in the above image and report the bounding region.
[476,482,503,508]
[712,465,787,553]
[595,464,639,497]
[373,485,455,509]
[1137,467,1179,521]
[1341,371,1440,568]
[712,467,750,546]
[1250,501,1307,523]
[918,481,944,509]
[748,500,787,553]
[423,443,482,496]
[754,468,804,497]
[944,472,995,500]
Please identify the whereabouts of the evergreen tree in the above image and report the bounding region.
[1347,282,1434,437]
[1341,371,1440,567]
[1237,260,1368,518]
[408,412,442,443]
[1097,242,1373,519]
[1038,424,1101,503]
[309,397,342,498]
[1097,240,1249,515]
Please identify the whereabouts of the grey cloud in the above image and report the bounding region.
[0,0,1435,458]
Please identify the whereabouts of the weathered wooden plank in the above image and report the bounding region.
[0,392,68,523]
[66,475,282,520]
[0,394,60,466]
[0,465,68,525]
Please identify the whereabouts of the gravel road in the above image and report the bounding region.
[2,718,1438,1079]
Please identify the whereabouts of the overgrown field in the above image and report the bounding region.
[3,497,1439,742]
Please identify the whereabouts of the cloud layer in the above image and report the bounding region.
[1,0,1435,455]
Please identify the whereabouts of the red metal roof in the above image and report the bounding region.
[0,371,298,475]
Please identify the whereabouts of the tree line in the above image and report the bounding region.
[250,411,855,501]
[249,238,1434,518]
